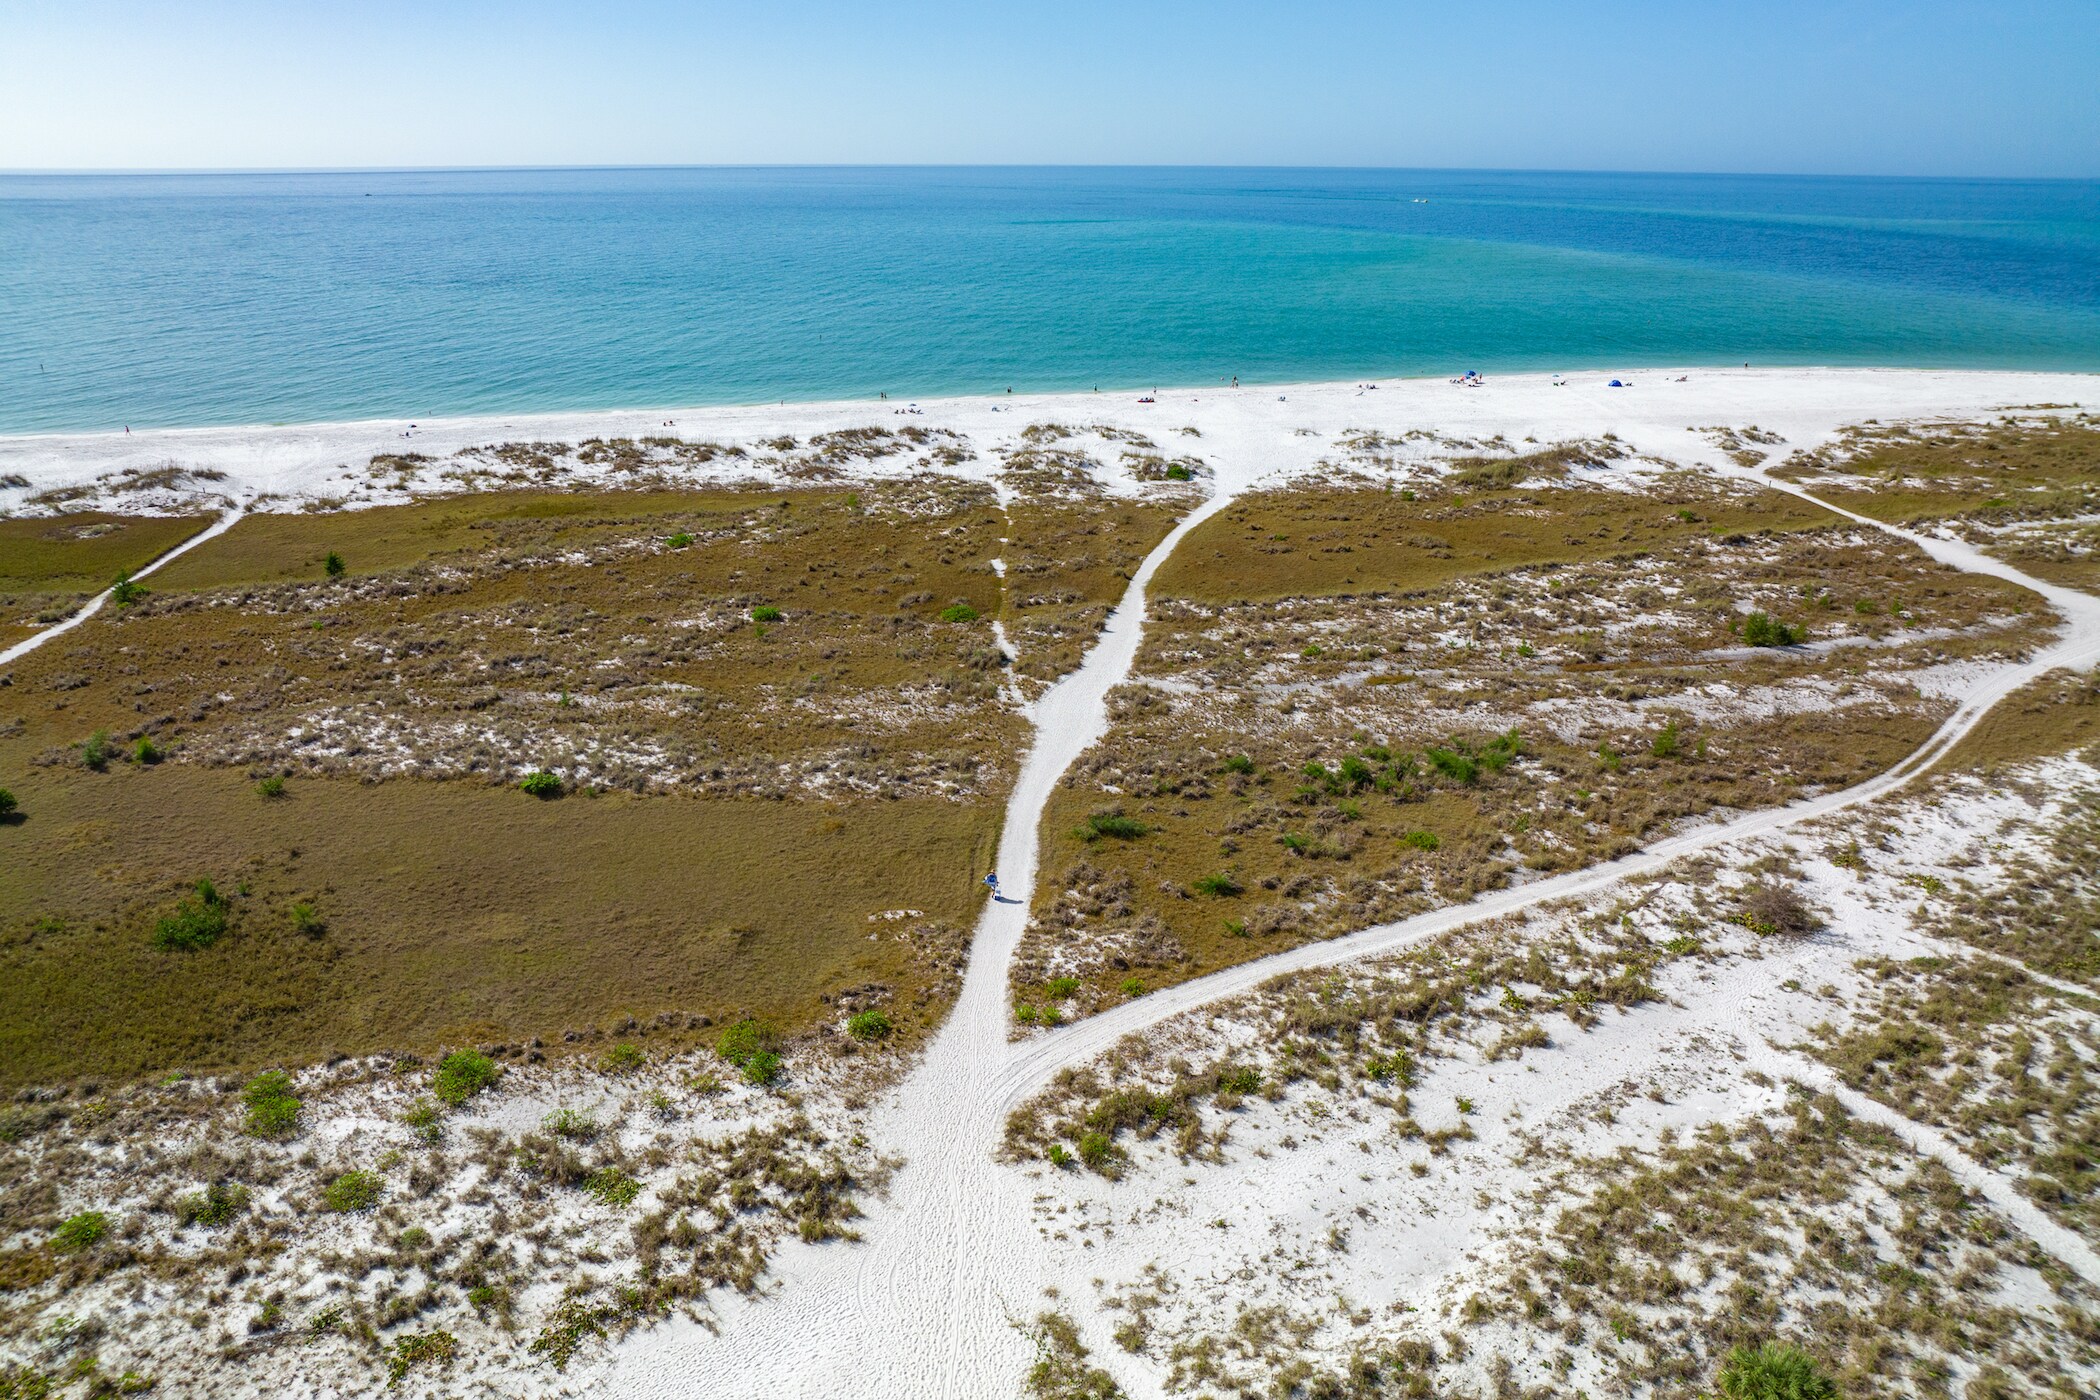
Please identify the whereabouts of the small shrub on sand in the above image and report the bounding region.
[1046,976,1082,999]
[384,1329,458,1387]
[1402,829,1440,851]
[598,1042,644,1075]
[1741,611,1804,647]
[1651,716,1684,758]
[432,1050,499,1106]
[1119,977,1146,997]
[1731,882,1822,938]
[543,1108,600,1142]
[403,1098,444,1144]
[751,604,785,623]
[321,1170,385,1213]
[518,769,563,798]
[716,1020,782,1084]
[938,602,979,623]
[131,736,163,765]
[153,878,231,951]
[846,1009,892,1041]
[665,532,694,549]
[242,1069,302,1139]
[583,1167,641,1208]
[1715,1342,1837,1400]
[1076,1132,1117,1174]
[1221,753,1255,775]
[51,1211,109,1253]
[176,1181,250,1228]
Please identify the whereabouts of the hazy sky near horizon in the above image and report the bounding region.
[2,1,2096,176]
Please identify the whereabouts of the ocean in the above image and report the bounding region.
[2,166,2097,435]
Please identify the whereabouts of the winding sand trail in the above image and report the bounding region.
[610,420,2100,1394]
[0,504,244,668]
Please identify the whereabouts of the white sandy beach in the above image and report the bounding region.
[3,367,2096,516]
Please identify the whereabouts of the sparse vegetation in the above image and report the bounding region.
[152,878,231,951]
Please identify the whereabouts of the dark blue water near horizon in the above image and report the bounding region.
[2,166,2097,434]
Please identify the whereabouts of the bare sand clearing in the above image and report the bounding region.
[8,368,2098,1396]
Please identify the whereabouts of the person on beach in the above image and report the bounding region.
[985,872,1000,897]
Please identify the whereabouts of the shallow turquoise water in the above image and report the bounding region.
[1,166,2096,433]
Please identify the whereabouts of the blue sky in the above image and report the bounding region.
[2,0,2096,175]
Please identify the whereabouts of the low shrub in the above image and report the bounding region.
[1715,1342,1837,1400]
[256,775,287,799]
[431,1050,499,1106]
[1076,1131,1116,1173]
[81,730,111,771]
[1077,809,1147,842]
[324,551,346,578]
[1193,871,1242,897]
[740,1050,783,1085]
[846,1009,892,1041]
[1732,882,1822,938]
[937,602,979,623]
[583,1167,641,1208]
[717,1020,783,1084]
[1220,753,1255,775]
[598,1042,644,1075]
[384,1330,458,1387]
[51,1211,109,1253]
[1401,829,1440,851]
[1119,977,1146,997]
[153,878,231,951]
[1046,976,1082,999]
[751,604,784,622]
[403,1098,444,1144]
[0,789,15,820]
[176,1181,250,1228]
[131,736,163,765]
[1425,747,1477,784]
[109,571,147,607]
[518,769,563,798]
[544,1107,600,1142]
[1046,1143,1073,1167]
[322,1170,385,1213]
[1215,1065,1263,1095]
[288,902,324,936]
[242,1069,302,1139]
[1651,716,1683,759]
[1741,611,1804,647]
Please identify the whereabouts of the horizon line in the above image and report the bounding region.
[3,162,2096,184]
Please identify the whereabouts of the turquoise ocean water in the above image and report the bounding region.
[1,166,2097,434]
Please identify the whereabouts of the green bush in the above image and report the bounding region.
[740,1050,782,1085]
[109,571,147,608]
[1401,829,1440,851]
[1076,1132,1116,1173]
[1119,977,1146,997]
[51,1210,109,1253]
[1015,1002,1040,1024]
[0,789,15,819]
[543,1107,600,1142]
[938,602,980,623]
[1077,810,1147,842]
[242,1069,302,1139]
[322,1170,385,1213]
[666,532,694,549]
[716,1019,775,1067]
[751,604,784,622]
[384,1329,458,1386]
[1046,1142,1073,1167]
[323,551,346,578]
[431,1050,499,1106]
[81,730,112,771]
[1425,747,1476,784]
[1741,611,1803,647]
[1220,753,1255,775]
[1215,1065,1263,1095]
[176,1181,250,1228]
[518,769,563,798]
[135,735,166,764]
[583,1167,641,1208]
[846,1009,892,1041]
[1164,462,1193,481]
[1715,1342,1837,1400]
[403,1098,444,1144]
[288,902,324,936]
[1046,976,1082,999]
[598,1042,644,1075]
[256,775,287,799]
[153,878,231,951]
[1651,717,1683,759]
[1192,872,1242,898]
